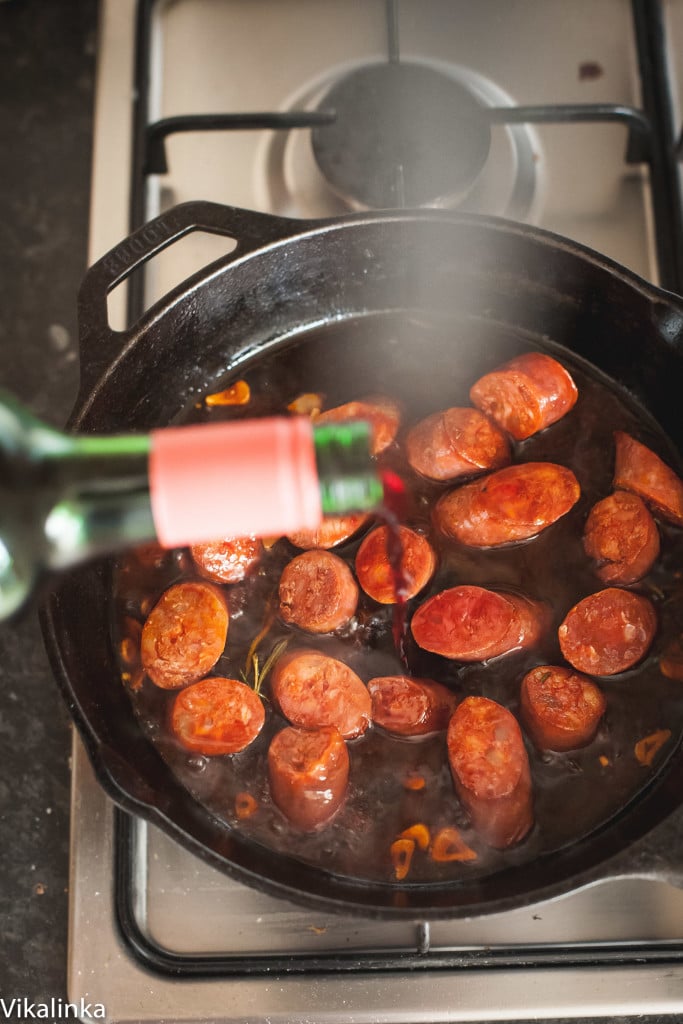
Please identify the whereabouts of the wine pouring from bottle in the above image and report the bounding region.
[0,392,383,621]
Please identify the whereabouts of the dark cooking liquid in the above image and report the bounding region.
[111,312,683,886]
[380,470,411,670]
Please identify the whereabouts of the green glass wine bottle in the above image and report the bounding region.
[0,392,384,620]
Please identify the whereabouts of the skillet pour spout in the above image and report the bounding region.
[42,201,683,918]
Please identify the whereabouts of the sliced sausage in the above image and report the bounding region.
[583,491,660,584]
[190,536,263,584]
[520,665,606,751]
[315,396,401,455]
[447,696,533,849]
[368,675,457,736]
[268,725,349,831]
[271,649,371,739]
[558,587,657,675]
[411,585,545,661]
[613,431,683,528]
[141,582,228,689]
[355,525,436,604]
[279,550,358,633]
[433,462,580,547]
[171,676,264,755]
[405,407,510,482]
[287,513,369,550]
[470,351,578,440]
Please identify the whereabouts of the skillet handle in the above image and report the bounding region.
[76,201,299,397]
[651,287,683,354]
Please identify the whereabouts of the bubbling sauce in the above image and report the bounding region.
[111,313,683,885]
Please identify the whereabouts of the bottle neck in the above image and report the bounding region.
[312,420,384,515]
[147,415,383,546]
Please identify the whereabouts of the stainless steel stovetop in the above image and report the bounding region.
[72,1,683,1019]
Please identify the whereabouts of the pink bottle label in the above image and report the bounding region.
[149,417,322,546]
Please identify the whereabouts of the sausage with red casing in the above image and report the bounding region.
[558,587,657,675]
[433,462,580,547]
[268,725,349,831]
[613,431,683,527]
[447,696,533,848]
[279,550,358,633]
[287,513,369,550]
[271,649,371,738]
[315,396,400,455]
[141,582,229,689]
[406,407,510,482]
[411,585,546,661]
[368,676,457,736]
[582,491,660,584]
[470,352,578,440]
[520,665,606,751]
[171,676,265,755]
[190,536,263,583]
[355,525,436,604]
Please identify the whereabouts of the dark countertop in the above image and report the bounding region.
[0,0,97,999]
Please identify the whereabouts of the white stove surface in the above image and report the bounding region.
[73,1,683,1019]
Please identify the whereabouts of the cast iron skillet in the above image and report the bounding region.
[41,201,683,918]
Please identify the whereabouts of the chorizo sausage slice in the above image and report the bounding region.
[315,396,401,455]
[190,536,263,584]
[279,550,358,633]
[141,582,229,689]
[405,407,510,482]
[433,462,580,547]
[410,585,543,661]
[520,665,606,752]
[558,587,657,676]
[470,352,578,440]
[171,676,265,755]
[268,725,349,831]
[447,696,533,849]
[582,491,660,584]
[271,649,371,739]
[287,512,369,550]
[355,525,436,604]
[613,431,683,528]
[368,675,457,736]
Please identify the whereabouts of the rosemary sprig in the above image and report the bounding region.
[243,636,290,698]
[243,608,275,678]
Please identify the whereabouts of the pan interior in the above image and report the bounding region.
[110,309,683,896]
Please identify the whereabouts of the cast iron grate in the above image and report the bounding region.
[132,0,683,290]
[114,809,683,978]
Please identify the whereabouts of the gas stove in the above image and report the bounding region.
[72,1,683,1020]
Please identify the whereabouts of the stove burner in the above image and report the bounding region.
[311,62,492,208]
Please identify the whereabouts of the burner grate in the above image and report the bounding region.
[113,809,683,979]
[138,0,653,213]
